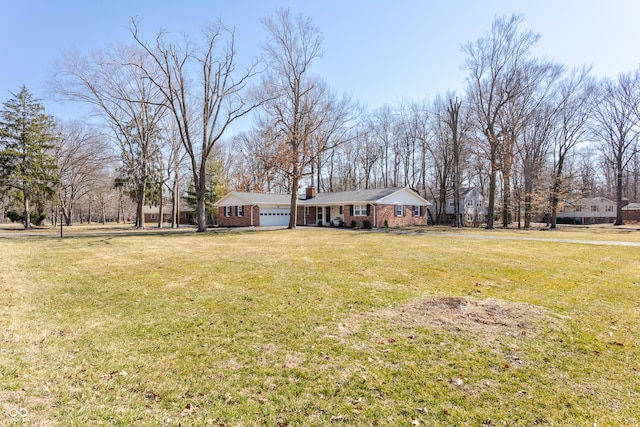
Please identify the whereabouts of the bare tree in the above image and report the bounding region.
[53,44,166,228]
[369,106,397,188]
[462,14,541,228]
[429,96,455,224]
[591,69,640,225]
[55,121,112,225]
[441,95,471,227]
[504,59,564,228]
[261,9,355,228]
[549,67,594,228]
[131,20,262,232]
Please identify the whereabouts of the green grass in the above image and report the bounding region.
[1,227,639,426]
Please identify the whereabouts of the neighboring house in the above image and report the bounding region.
[214,186,430,228]
[142,205,173,225]
[143,205,208,226]
[444,188,486,226]
[557,197,616,224]
[430,187,486,226]
[622,203,640,222]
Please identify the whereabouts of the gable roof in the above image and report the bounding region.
[301,187,429,206]
[214,191,291,207]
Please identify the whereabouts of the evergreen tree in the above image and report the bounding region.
[185,155,228,225]
[0,86,59,228]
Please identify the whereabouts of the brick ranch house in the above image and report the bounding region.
[214,186,430,228]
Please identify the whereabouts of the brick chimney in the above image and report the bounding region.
[306,186,316,199]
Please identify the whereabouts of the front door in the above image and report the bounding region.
[325,207,331,225]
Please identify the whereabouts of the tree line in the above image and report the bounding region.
[1,12,639,230]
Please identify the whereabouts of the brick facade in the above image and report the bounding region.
[343,208,373,228]
[297,206,320,226]
[375,204,426,227]
[217,205,258,227]
[296,203,427,228]
[622,204,640,222]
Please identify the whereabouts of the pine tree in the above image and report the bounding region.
[0,86,59,228]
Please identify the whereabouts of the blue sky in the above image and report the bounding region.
[2,0,639,122]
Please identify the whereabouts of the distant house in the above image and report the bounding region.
[430,188,486,226]
[445,188,486,226]
[622,203,640,222]
[142,205,172,225]
[557,197,616,224]
[214,186,430,228]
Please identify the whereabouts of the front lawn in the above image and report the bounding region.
[1,227,639,425]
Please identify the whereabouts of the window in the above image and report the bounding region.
[224,206,231,217]
[476,200,483,207]
[466,214,473,222]
[354,204,367,216]
[591,205,598,212]
[412,205,420,216]
[317,207,323,221]
[466,199,473,207]
[395,205,404,217]
[339,205,344,215]
[448,199,455,207]
[605,205,613,212]
[304,206,309,216]
[237,205,244,217]
[575,206,582,212]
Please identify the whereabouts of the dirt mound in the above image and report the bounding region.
[409,296,548,334]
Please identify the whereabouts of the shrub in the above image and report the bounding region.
[350,220,357,228]
[384,219,389,228]
[6,211,47,226]
[6,211,23,223]
[362,219,372,229]
[32,213,46,226]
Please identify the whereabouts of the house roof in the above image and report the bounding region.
[566,197,615,206]
[214,191,291,207]
[623,203,640,211]
[300,187,430,206]
[214,187,430,207]
[444,187,482,198]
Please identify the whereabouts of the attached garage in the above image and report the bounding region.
[259,208,290,226]
[214,191,293,227]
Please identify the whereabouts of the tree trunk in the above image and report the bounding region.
[502,175,511,228]
[171,173,179,228]
[550,158,564,230]
[196,195,207,232]
[486,149,497,229]
[157,184,163,228]
[23,195,31,229]
[135,182,145,229]
[288,172,299,229]
[195,164,208,232]
[615,159,624,226]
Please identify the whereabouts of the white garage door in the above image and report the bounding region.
[259,208,290,226]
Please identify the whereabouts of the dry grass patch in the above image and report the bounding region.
[383,296,561,337]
